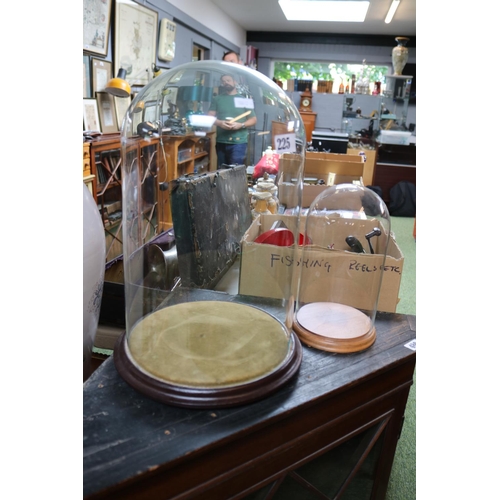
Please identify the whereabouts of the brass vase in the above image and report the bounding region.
[392,37,410,75]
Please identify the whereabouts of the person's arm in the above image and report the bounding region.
[232,115,256,130]
[208,109,222,128]
[208,109,232,130]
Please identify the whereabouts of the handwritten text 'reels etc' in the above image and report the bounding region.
[269,254,401,275]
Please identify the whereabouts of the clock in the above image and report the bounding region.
[299,87,313,112]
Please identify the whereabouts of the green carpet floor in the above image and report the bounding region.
[384,216,416,500]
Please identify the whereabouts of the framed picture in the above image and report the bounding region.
[161,86,178,114]
[132,106,143,137]
[143,101,158,123]
[83,98,101,132]
[114,95,131,130]
[96,92,118,133]
[83,0,112,56]
[114,0,158,86]
[92,58,112,96]
[83,55,91,97]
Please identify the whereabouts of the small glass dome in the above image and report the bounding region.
[293,184,390,353]
[113,61,306,408]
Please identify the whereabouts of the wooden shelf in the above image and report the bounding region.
[158,131,217,231]
[87,133,161,262]
[86,131,217,259]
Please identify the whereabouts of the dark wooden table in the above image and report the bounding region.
[84,312,416,500]
[373,143,416,205]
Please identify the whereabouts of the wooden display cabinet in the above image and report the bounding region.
[89,133,162,262]
[88,130,217,260]
[84,312,416,500]
[83,142,96,197]
[157,130,216,231]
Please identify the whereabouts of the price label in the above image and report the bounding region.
[274,133,295,154]
[404,339,416,351]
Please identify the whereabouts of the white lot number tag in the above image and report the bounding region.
[274,133,296,154]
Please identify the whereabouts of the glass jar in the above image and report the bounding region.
[341,117,350,133]
[251,190,273,219]
[255,180,279,213]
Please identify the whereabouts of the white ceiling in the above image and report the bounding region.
[210,0,416,37]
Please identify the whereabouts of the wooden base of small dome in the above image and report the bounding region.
[293,302,376,353]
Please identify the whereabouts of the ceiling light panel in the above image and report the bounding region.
[278,0,370,23]
[385,0,401,23]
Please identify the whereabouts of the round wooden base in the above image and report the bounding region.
[293,302,376,353]
[114,330,302,409]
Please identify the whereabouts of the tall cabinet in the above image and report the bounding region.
[299,111,317,143]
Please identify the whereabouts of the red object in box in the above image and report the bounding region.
[252,153,280,180]
[254,228,312,247]
[254,228,294,246]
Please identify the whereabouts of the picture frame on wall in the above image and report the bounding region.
[92,58,112,96]
[161,86,178,114]
[83,0,112,56]
[143,101,157,123]
[83,55,91,98]
[114,0,158,86]
[96,92,118,133]
[114,95,131,131]
[132,106,142,137]
[83,98,101,132]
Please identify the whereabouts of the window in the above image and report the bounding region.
[192,43,209,62]
[273,61,389,94]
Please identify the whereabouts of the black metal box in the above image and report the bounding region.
[311,130,349,154]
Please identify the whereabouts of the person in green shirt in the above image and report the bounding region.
[208,74,257,168]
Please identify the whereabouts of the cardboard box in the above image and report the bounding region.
[306,151,363,166]
[304,151,364,182]
[302,178,364,209]
[276,153,305,210]
[346,147,377,186]
[239,214,403,313]
[276,152,363,211]
[302,152,365,207]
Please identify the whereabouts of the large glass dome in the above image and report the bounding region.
[113,61,306,408]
